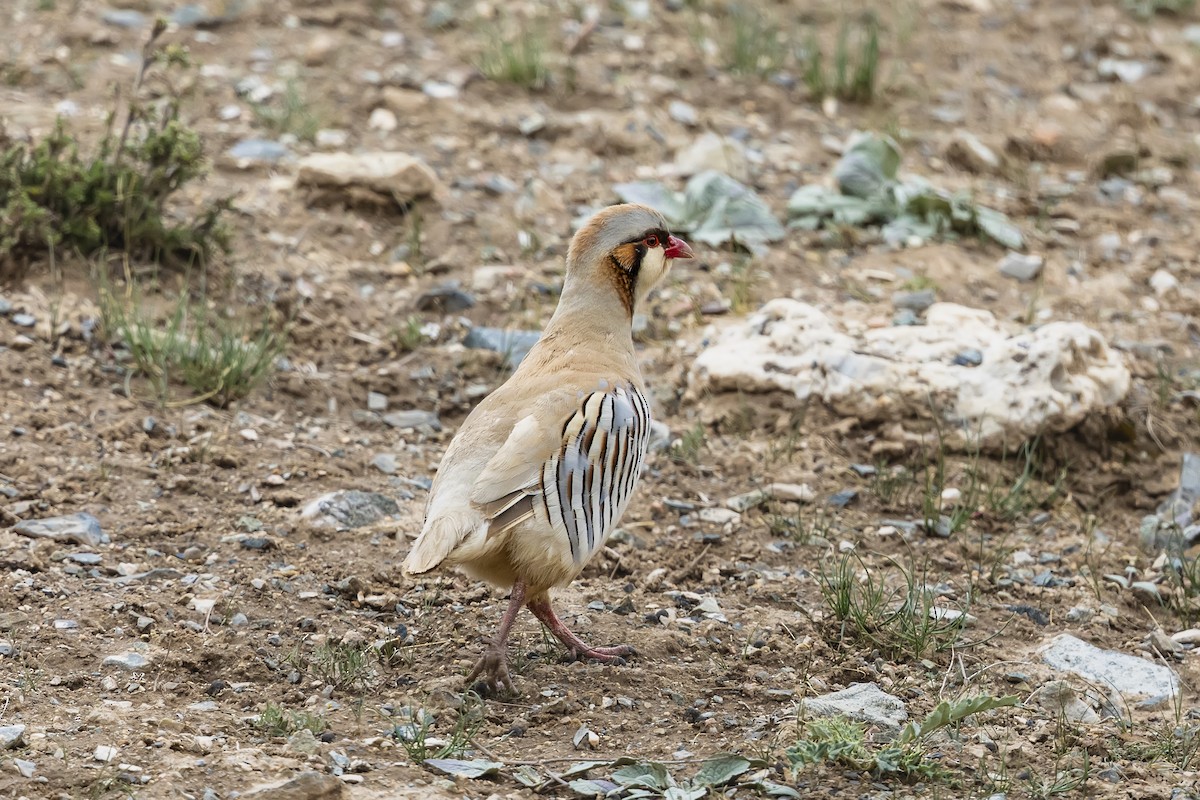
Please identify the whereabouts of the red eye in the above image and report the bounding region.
[644,234,659,248]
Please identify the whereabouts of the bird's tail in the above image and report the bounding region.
[402,511,477,575]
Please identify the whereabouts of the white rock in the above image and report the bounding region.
[1033,680,1099,723]
[1172,629,1200,644]
[14,757,34,777]
[1039,634,1180,707]
[296,152,443,206]
[674,132,749,182]
[698,507,740,525]
[94,745,118,763]
[103,652,150,671]
[801,682,908,733]
[191,598,217,615]
[368,107,398,132]
[1149,269,1179,297]
[0,724,25,750]
[940,487,962,504]
[997,252,1044,281]
[239,428,259,441]
[688,300,1130,452]
[767,482,816,503]
[945,129,1001,174]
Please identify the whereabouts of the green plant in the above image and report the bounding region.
[309,641,375,690]
[99,283,286,408]
[476,25,550,89]
[787,695,1018,780]
[1124,0,1194,18]
[1165,553,1200,628]
[816,550,974,662]
[252,78,324,142]
[722,3,787,76]
[802,14,880,103]
[671,423,707,465]
[394,693,484,762]
[727,257,756,313]
[0,23,230,281]
[255,703,327,737]
[391,314,426,353]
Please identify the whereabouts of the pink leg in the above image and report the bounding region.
[527,597,635,663]
[465,582,526,694]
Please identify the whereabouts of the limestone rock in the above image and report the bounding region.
[688,300,1130,451]
[296,152,443,208]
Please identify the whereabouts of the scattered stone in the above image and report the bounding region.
[226,139,291,165]
[997,252,1044,281]
[698,507,740,525]
[725,489,770,512]
[1157,453,1200,528]
[1033,680,1099,723]
[67,552,101,565]
[368,107,398,132]
[301,491,402,530]
[11,313,35,327]
[482,174,517,195]
[674,132,750,182]
[1148,629,1183,657]
[14,758,34,778]
[1097,58,1150,84]
[94,744,118,763]
[0,297,10,315]
[668,100,698,127]
[0,724,26,750]
[689,301,1130,452]
[101,9,145,27]
[1172,629,1200,645]
[892,290,936,312]
[103,652,150,671]
[768,483,815,503]
[382,410,442,433]
[296,152,443,208]
[12,512,107,546]
[802,683,908,734]
[415,286,475,313]
[367,392,388,412]
[1038,634,1180,708]
[462,327,542,369]
[371,454,398,475]
[1149,269,1179,297]
[945,129,1002,174]
[827,489,858,508]
[244,772,350,799]
[10,335,34,350]
[287,728,320,755]
[422,80,459,100]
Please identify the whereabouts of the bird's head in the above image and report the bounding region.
[565,203,694,316]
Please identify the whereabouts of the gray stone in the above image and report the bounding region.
[301,491,401,530]
[371,453,398,475]
[802,682,908,734]
[103,652,151,671]
[725,490,770,512]
[0,724,26,750]
[226,139,291,164]
[382,410,441,433]
[1186,25,1200,47]
[14,758,34,778]
[945,129,1002,174]
[668,100,698,127]
[102,9,146,27]
[1098,58,1150,84]
[12,512,107,546]
[244,772,350,799]
[366,392,388,412]
[11,313,35,328]
[892,290,936,312]
[1157,452,1200,528]
[997,252,1044,281]
[287,728,319,755]
[67,552,102,565]
[1032,680,1099,723]
[463,326,542,369]
[415,286,475,313]
[0,296,11,315]
[1038,634,1180,708]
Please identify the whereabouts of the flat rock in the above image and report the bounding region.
[245,771,350,799]
[802,682,908,734]
[103,652,150,671]
[463,326,542,369]
[296,152,443,208]
[382,410,442,433]
[689,300,1130,452]
[0,724,26,750]
[301,491,401,530]
[945,129,1002,174]
[997,252,1045,281]
[1039,634,1180,708]
[14,757,34,778]
[371,453,398,475]
[12,512,107,546]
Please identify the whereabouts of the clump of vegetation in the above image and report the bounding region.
[671,422,707,465]
[476,24,550,89]
[99,283,286,409]
[0,21,230,283]
[394,694,484,762]
[816,550,975,661]
[802,14,881,103]
[722,3,788,76]
[787,695,1018,780]
[255,703,327,737]
[251,78,324,142]
[1123,0,1194,18]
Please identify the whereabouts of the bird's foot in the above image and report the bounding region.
[465,641,515,695]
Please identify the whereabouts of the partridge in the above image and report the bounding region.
[403,203,693,692]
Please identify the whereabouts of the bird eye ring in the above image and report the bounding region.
[644,234,659,248]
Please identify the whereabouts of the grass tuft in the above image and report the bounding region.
[256,703,327,737]
[802,14,880,103]
[722,3,787,76]
[477,26,550,89]
[252,78,324,142]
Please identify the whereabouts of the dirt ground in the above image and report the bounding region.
[2,0,1200,798]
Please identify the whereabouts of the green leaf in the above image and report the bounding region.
[759,781,802,798]
[561,757,636,778]
[567,778,616,797]
[423,758,505,779]
[975,206,1025,250]
[692,754,752,787]
[613,762,673,790]
[511,765,543,788]
[664,786,709,800]
[833,133,901,198]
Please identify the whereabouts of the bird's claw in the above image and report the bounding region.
[465,643,515,695]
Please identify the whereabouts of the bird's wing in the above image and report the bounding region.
[470,384,651,563]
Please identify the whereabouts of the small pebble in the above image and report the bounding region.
[94,745,119,762]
